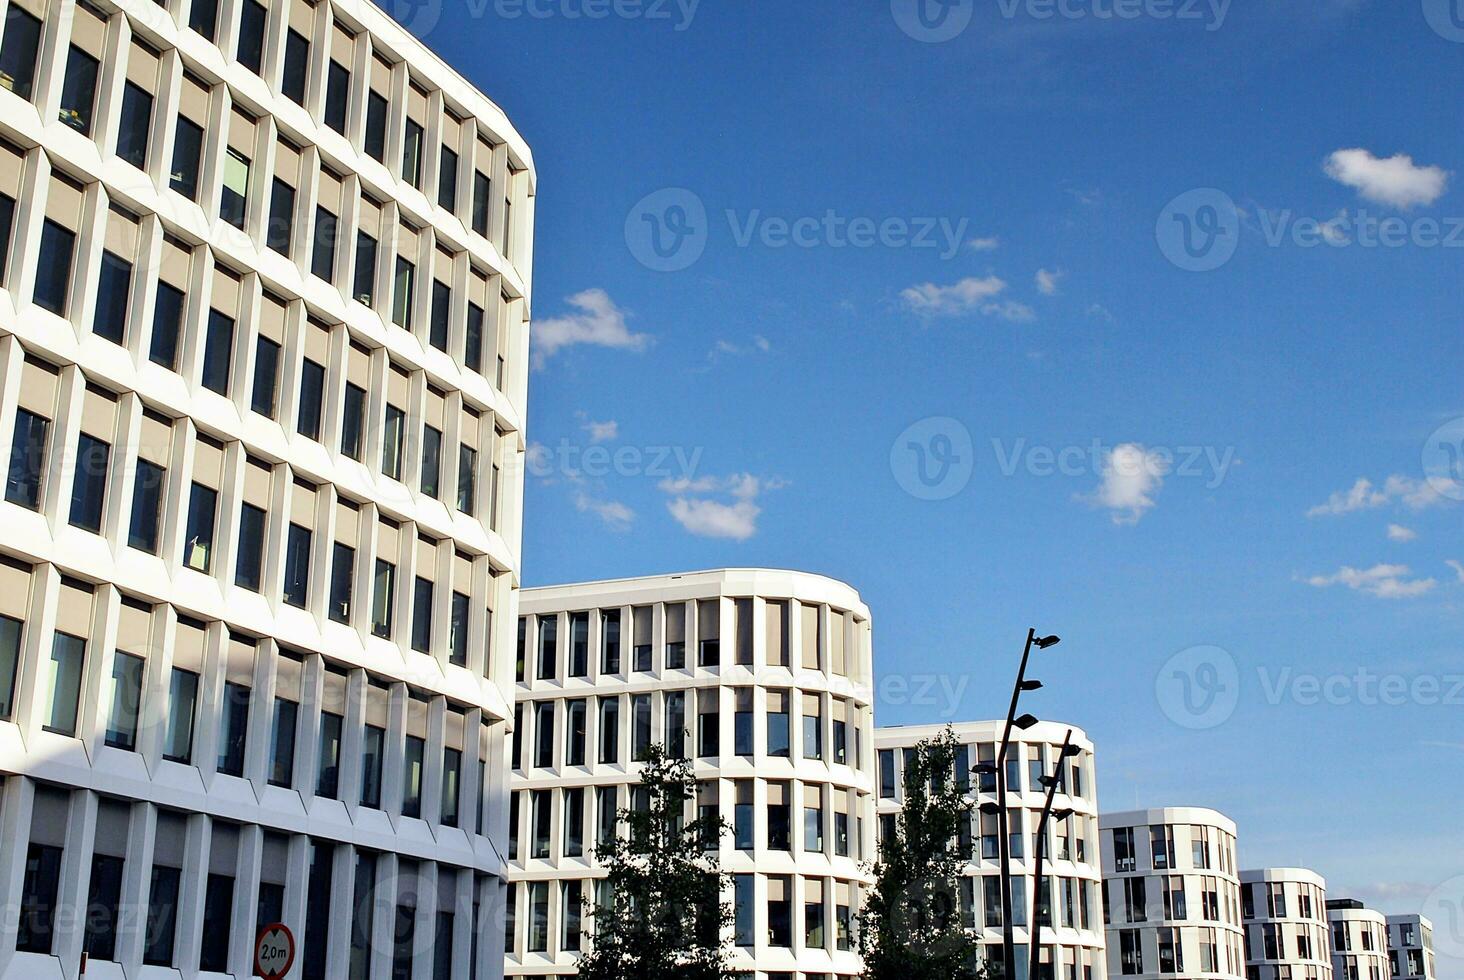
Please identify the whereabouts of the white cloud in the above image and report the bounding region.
[1448,560,1464,584]
[1387,523,1417,542]
[1035,268,1064,296]
[532,289,651,367]
[968,236,1000,252]
[754,334,771,352]
[1307,475,1461,516]
[582,418,619,443]
[1305,563,1437,599]
[658,473,782,541]
[1083,444,1169,525]
[1324,149,1450,209]
[707,335,773,361]
[575,493,634,532]
[1086,304,1115,323]
[901,276,1032,320]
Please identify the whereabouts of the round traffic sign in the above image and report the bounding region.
[254,923,295,979]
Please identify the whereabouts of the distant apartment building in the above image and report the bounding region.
[506,569,876,980]
[1328,900,1391,980]
[1100,807,1246,980]
[874,720,1106,980]
[1386,915,1435,980]
[0,0,534,974]
[1240,867,1334,980]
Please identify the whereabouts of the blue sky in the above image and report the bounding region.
[409,0,1463,958]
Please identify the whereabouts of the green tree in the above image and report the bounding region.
[858,727,988,980]
[577,743,737,980]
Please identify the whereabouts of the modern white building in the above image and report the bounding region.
[1240,867,1333,980]
[1327,901,1391,980]
[506,569,877,980]
[0,0,534,974]
[1100,807,1246,980]
[1386,915,1434,980]
[874,720,1105,980]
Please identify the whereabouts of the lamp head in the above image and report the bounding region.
[1015,713,1040,731]
[1035,635,1062,650]
[1020,679,1044,692]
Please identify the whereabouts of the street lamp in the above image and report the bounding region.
[1029,730,1082,980]
[977,628,1062,980]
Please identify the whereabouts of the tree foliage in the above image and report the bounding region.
[858,727,989,980]
[577,744,737,980]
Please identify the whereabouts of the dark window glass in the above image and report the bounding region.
[382,405,405,481]
[142,865,181,965]
[403,120,424,187]
[238,0,267,74]
[150,282,185,370]
[45,632,85,735]
[252,335,281,418]
[6,408,48,509]
[361,724,384,808]
[353,232,377,306]
[302,843,332,976]
[471,172,490,237]
[392,257,415,328]
[18,844,63,952]
[393,901,416,976]
[188,0,219,41]
[170,117,204,200]
[441,748,461,826]
[267,179,294,253]
[329,542,354,623]
[317,712,342,798]
[420,425,441,498]
[371,559,395,638]
[438,147,458,212]
[83,852,125,960]
[429,280,450,351]
[0,6,43,101]
[457,444,476,514]
[35,219,75,315]
[282,29,308,103]
[411,576,432,653]
[69,432,110,531]
[325,61,349,133]
[283,522,311,607]
[0,192,14,283]
[0,614,23,721]
[464,303,484,373]
[93,251,132,343]
[257,881,284,938]
[59,46,99,135]
[217,681,250,775]
[235,503,266,591]
[298,358,325,440]
[402,735,424,817]
[449,591,469,666]
[365,92,388,161]
[116,82,153,167]
[349,851,377,977]
[312,207,337,282]
[198,873,233,971]
[269,697,297,786]
[220,148,250,228]
[201,309,233,394]
[163,668,198,763]
[341,383,366,460]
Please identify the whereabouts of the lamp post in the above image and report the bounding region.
[1028,729,1080,980]
[973,628,1061,980]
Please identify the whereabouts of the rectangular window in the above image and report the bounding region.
[734,875,754,947]
[150,282,185,370]
[105,652,144,750]
[341,384,366,460]
[371,560,395,638]
[5,408,47,509]
[600,610,621,673]
[0,615,23,721]
[267,179,294,254]
[382,405,405,480]
[441,747,461,826]
[411,576,433,652]
[325,61,350,133]
[83,853,125,961]
[599,697,619,764]
[472,172,491,237]
[429,280,450,351]
[59,46,100,135]
[252,336,281,418]
[201,310,233,394]
[283,523,311,607]
[317,711,342,798]
[465,303,484,373]
[329,543,354,623]
[282,29,308,103]
[163,668,199,762]
[365,92,388,161]
[142,864,181,965]
[220,149,250,228]
[93,251,132,344]
[269,696,297,786]
[0,6,43,101]
[35,219,75,315]
[393,257,416,329]
[0,192,14,283]
[217,681,249,775]
[198,873,233,971]
[354,233,377,306]
[18,844,63,952]
[45,631,86,735]
[298,359,325,440]
[361,724,384,808]
[567,699,587,767]
[170,117,204,200]
[421,425,442,498]
[312,208,337,282]
[438,147,458,212]
[402,735,424,817]
[234,503,266,591]
[449,591,469,666]
[188,0,219,40]
[68,433,110,532]
[116,82,153,167]
[237,0,267,74]
[403,120,424,188]
[457,444,477,513]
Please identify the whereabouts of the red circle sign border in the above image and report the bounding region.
[254,922,296,979]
